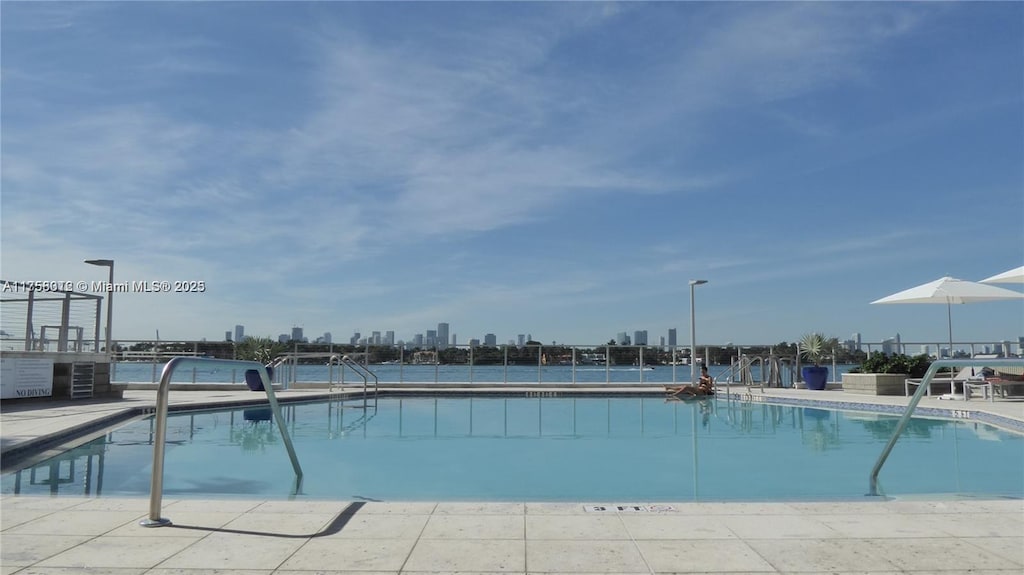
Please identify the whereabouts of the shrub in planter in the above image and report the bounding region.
[850,352,932,378]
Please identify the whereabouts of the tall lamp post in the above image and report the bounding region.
[689,279,708,385]
[85,259,114,356]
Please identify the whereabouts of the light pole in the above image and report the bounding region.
[85,259,114,357]
[689,279,708,385]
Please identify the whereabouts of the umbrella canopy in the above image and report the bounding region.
[980,265,1024,284]
[871,276,1024,353]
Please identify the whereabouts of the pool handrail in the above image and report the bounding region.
[140,357,303,527]
[338,354,379,409]
[868,357,1023,496]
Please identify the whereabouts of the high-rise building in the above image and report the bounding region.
[853,332,862,352]
[451,333,457,347]
[413,333,424,347]
[322,332,332,344]
[290,326,304,342]
[437,323,450,350]
[426,329,437,348]
[517,334,526,347]
[469,338,480,347]
[385,331,395,346]
[617,332,630,345]
[668,328,677,348]
[484,333,497,346]
[235,325,245,342]
[350,332,361,345]
[634,330,648,345]
[225,331,232,342]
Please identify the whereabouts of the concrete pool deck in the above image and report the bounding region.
[1,386,1022,574]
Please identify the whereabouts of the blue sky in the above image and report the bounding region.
[2,2,1022,349]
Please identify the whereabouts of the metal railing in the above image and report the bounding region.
[867,357,1023,497]
[140,357,303,527]
[336,355,378,409]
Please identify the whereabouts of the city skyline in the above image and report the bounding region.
[3,3,1022,346]
[222,322,1020,353]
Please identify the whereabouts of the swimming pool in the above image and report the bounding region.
[3,396,1021,501]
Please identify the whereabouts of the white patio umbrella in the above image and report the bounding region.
[871,276,1024,355]
[980,265,1024,284]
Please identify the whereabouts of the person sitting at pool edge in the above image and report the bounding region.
[666,365,714,397]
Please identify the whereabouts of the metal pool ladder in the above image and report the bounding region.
[140,357,303,527]
[868,357,1022,496]
[331,354,379,410]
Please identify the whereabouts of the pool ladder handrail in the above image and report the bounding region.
[330,354,378,409]
[868,357,1023,496]
[140,357,303,527]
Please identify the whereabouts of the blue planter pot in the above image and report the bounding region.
[802,366,829,390]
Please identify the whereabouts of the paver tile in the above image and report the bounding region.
[34,536,198,569]
[526,540,647,573]
[620,514,736,540]
[860,538,1022,572]
[815,513,951,538]
[104,512,242,537]
[275,538,415,571]
[6,567,146,575]
[526,514,630,540]
[403,539,525,572]
[3,510,146,536]
[746,538,901,573]
[0,534,91,567]
[434,502,525,515]
[421,513,524,539]
[963,536,1024,567]
[153,531,304,570]
[353,502,436,515]
[217,511,336,536]
[316,512,428,539]
[638,539,775,573]
[720,513,839,539]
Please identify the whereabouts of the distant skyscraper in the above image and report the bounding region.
[617,332,629,345]
[469,338,480,347]
[371,331,381,345]
[517,334,526,347]
[451,333,457,347]
[668,328,677,348]
[413,333,424,347]
[225,331,232,342]
[291,326,304,342]
[350,332,361,346]
[634,330,648,345]
[437,323,450,350]
[484,333,497,346]
[278,334,289,343]
[235,325,244,342]
[385,331,395,346]
[323,332,332,344]
[426,329,437,347]
[853,332,862,352]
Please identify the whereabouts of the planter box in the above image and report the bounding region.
[841,373,908,396]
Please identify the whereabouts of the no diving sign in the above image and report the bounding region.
[583,504,676,513]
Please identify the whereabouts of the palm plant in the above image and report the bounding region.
[235,336,287,365]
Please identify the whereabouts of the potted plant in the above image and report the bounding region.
[799,332,831,390]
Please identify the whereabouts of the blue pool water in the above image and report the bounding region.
[3,396,1021,501]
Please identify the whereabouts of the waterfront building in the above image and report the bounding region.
[385,331,394,346]
[634,330,648,346]
[484,333,497,346]
[322,332,331,344]
[668,328,677,348]
[234,325,245,342]
[349,332,361,346]
[225,331,232,342]
[469,338,480,347]
[518,334,525,347]
[291,326,304,342]
[616,332,630,345]
[437,323,450,350]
